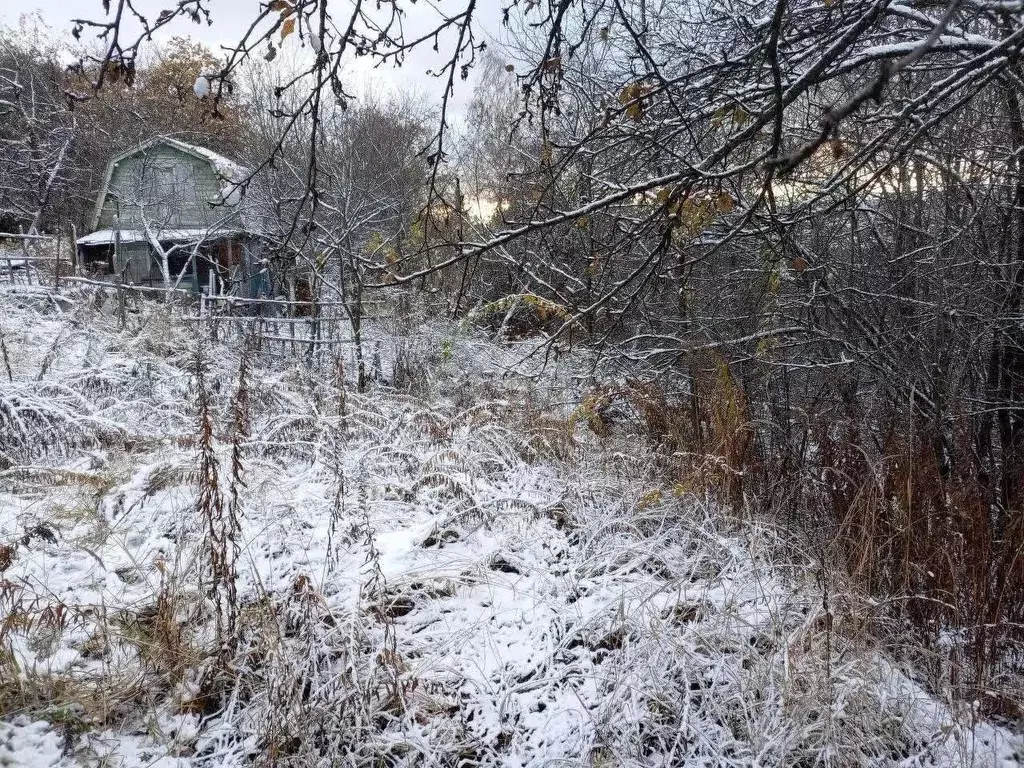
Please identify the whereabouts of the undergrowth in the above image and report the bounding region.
[0,287,1020,767]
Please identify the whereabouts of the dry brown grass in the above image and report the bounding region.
[585,366,1023,720]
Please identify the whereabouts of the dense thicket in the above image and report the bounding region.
[452,1,1024,715]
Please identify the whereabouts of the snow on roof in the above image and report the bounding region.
[76,228,243,246]
[112,137,250,184]
[167,138,249,184]
[157,138,249,208]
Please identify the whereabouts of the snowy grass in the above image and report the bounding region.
[0,285,1021,767]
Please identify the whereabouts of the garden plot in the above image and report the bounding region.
[0,288,1020,767]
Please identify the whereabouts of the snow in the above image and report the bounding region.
[0,285,1021,766]
[76,229,244,246]
[155,138,249,206]
[220,183,243,207]
[192,76,210,100]
[174,140,248,185]
[855,34,998,62]
[0,718,68,767]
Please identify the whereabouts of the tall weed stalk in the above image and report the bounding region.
[192,345,240,688]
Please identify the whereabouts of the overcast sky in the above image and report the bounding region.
[2,0,513,115]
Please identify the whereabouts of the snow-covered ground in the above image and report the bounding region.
[0,285,1021,767]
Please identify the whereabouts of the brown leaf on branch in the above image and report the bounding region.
[542,56,562,73]
[281,17,296,41]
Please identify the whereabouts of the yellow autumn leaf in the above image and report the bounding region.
[639,489,663,508]
[712,105,750,129]
[618,82,651,122]
[672,196,722,236]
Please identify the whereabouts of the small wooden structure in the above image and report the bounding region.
[75,137,269,297]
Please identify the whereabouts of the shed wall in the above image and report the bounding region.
[97,144,239,231]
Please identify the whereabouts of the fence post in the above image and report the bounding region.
[70,222,78,276]
[54,230,61,291]
[2,236,10,285]
[18,226,30,286]
[117,282,126,329]
[289,277,297,355]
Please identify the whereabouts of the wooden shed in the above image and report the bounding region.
[76,137,269,297]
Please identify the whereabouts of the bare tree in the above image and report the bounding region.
[0,30,78,234]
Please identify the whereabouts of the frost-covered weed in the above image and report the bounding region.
[0,287,1020,767]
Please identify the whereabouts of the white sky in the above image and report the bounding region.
[2,0,513,116]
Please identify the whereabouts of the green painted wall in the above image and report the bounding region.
[113,243,151,283]
[97,144,240,231]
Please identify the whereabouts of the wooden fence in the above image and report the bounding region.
[186,295,386,356]
[0,231,395,356]
[0,231,69,290]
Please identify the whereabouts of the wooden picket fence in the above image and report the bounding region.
[184,294,394,356]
